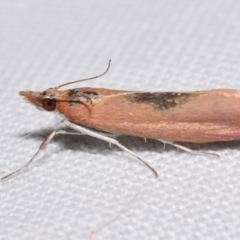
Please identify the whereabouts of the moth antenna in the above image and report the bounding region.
[56,59,111,89]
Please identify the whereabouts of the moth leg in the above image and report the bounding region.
[100,133,120,148]
[1,129,83,181]
[158,140,219,157]
[62,120,158,178]
[77,128,120,148]
[80,126,120,139]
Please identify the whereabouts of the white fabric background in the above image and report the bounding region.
[1,1,240,240]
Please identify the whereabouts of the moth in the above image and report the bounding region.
[3,60,240,180]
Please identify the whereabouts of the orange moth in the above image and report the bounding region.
[2,60,240,180]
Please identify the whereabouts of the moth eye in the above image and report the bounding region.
[42,98,56,111]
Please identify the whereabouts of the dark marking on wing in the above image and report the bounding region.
[126,92,194,110]
[68,89,99,106]
[83,90,98,96]
[69,89,79,96]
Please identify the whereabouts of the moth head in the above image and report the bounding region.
[19,88,57,112]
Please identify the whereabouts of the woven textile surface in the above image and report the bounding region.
[1,1,240,240]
